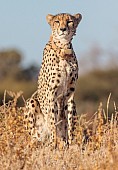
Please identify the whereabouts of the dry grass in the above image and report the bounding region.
[0,91,118,170]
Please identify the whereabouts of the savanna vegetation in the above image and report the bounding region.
[0,48,118,169]
[0,91,118,170]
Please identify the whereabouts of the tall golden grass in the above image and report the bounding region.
[0,91,118,170]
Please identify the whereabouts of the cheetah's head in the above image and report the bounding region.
[46,13,82,43]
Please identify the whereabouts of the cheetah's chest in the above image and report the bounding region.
[58,59,72,95]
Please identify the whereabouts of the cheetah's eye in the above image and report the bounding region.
[67,20,73,26]
[54,20,60,24]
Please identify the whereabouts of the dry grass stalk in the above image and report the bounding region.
[0,91,118,170]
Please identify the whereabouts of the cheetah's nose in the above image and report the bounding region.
[60,27,66,32]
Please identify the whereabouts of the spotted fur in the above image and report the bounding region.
[24,13,82,148]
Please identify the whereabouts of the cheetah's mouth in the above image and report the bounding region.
[59,32,69,37]
[55,30,72,41]
[59,32,66,36]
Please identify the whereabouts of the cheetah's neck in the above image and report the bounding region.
[49,35,72,50]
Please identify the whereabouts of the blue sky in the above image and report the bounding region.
[0,0,118,67]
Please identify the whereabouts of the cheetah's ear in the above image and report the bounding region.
[46,14,54,25]
[74,13,82,25]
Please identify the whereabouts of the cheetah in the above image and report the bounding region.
[24,13,82,148]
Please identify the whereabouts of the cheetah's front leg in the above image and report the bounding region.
[49,100,57,148]
[56,95,67,148]
[66,92,76,145]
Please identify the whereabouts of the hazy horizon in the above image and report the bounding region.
[0,0,118,67]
